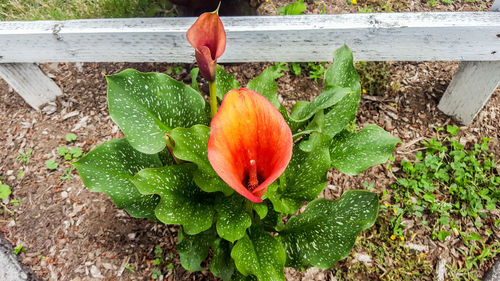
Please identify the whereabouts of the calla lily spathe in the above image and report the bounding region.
[186,11,226,82]
[207,89,293,203]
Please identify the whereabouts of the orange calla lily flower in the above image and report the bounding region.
[207,89,293,203]
[186,11,226,82]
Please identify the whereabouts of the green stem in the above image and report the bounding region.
[209,80,217,118]
[244,200,255,222]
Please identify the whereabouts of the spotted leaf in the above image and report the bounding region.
[321,45,361,137]
[266,141,330,214]
[231,226,286,281]
[246,64,284,108]
[216,65,241,100]
[107,69,208,154]
[330,125,400,175]
[74,138,161,220]
[210,238,236,281]
[132,164,215,234]
[279,190,378,269]
[177,227,217,271]
[169,125,233,195]
[215,194,252,242]
[289,87,350,123]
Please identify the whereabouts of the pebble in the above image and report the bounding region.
[127,233,136,240]
[354,253,373,266]
[60,191,68,199]
[90,265,104,278]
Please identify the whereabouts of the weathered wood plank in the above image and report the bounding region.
[438,61,500,124]
[0,63,62,109]
[0,12,499,63]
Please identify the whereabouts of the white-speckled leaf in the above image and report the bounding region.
[279,190,378,269]
[253,202,268,220]
[290,87,350,122]
[231,226,286,281]
[321,45,361,137]
[190,67,200,92]
[266,142,330,215]
[215,194,252,242]
[246,65,283,108]
[210,238,235,281]
[177,227,217,271]
[170,125,233,195]
[74,138,161,220]
[330,125,400,175]
[216,65,241,100]
[107,69,208,154]
[132,164,215,234]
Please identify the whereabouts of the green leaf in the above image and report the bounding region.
[170,125,233,195]
[74,138,162,219]
[253,202,268,220]
[246,65,284,108]
[290,87,351,122]
[0,182,11,199]
[330,125,400,175]
[45,159,58,170]
[177,227,216,271]
[216,65,240,100]
[278,0,306,15]
[215,194,252,242]
[132,164,215,234]
[261,200,282,231]
[65,133,77,142]
[190,67,200,92]
[210,238,235,281]
[446,125,459,136]
[231,227,286,281]
[322,45,362,137]
[266,141,330,214]
[107,69,208,154]
[69,147,83,158]
[279,190,378,269]
[325,45,361,95]
[57,146,69,156]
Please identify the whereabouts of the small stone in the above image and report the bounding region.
[6,170,13,176]
[60,191,68,199]
[41,102,57,115]
[90,265,104,278]
[354,253,372,266]
[127,233,136,240]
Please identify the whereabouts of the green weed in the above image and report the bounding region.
[285,62,327,83]
[0,181,11,199]
[0,0,175,21]
[278,0,306,15]
[355,61,392,96]
[390,126,499,279]
[16,149,33,164]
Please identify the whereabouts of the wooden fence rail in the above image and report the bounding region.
[1,9,499,124]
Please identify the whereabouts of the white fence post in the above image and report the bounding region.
[437,62,500,124]
[437,1,500,124]
[0,63,62,110]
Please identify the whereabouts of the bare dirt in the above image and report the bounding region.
[0,1,498,280]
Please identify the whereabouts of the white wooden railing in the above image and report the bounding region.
[1,3,499,124]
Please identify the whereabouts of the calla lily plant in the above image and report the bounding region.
[75,10,400,281]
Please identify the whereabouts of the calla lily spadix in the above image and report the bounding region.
[186,11,226,82]
[207,88,293,203]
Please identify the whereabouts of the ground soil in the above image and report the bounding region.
[0,1,498,280]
